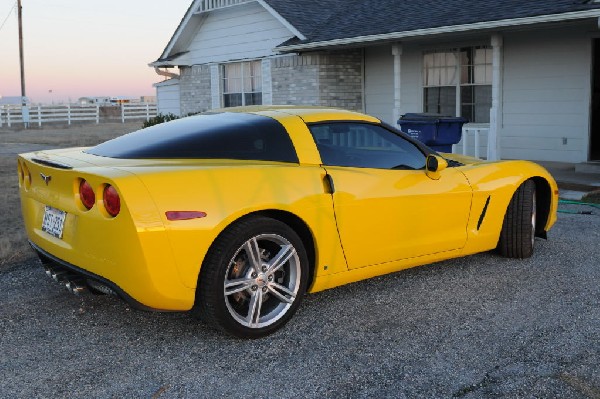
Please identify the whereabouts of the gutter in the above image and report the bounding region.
[276,9,600,52]
[154,67,179,79]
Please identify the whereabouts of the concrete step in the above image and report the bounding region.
[576,161,600,174]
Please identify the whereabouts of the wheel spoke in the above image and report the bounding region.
[268,282,295,304]
[245,290,263,326]
[244,237,263,273]
[224,277,254,296]
[267,244,296,274]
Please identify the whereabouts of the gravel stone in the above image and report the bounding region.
[1,211,598,398]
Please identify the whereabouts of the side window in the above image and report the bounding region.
[308,123,426,170]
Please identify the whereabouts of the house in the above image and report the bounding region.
[150,0,600,163]
[0,96,29,106]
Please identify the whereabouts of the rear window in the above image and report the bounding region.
[86,112,298,163]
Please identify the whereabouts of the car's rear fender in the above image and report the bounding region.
[18,153,194,310]
[134,164,348,291]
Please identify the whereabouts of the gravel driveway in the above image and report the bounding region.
[1,210,599,398]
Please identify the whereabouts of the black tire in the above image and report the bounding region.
[192,216,309,338]
[498,180,537,258]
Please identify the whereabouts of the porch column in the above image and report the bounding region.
[392,43,402,126]
[488,34,503,160]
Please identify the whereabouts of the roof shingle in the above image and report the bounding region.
[264,0,600,47]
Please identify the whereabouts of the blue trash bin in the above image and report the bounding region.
[398,113,468,153]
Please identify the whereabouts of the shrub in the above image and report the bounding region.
[142,113,180,128]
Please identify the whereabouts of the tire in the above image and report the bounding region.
[193,216,309,338]
[498,180,537,258]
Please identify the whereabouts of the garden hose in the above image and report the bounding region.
[558,199,599,215]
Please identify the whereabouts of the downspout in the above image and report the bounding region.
[154,67,179,79]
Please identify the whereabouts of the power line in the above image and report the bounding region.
[0,1,17,33]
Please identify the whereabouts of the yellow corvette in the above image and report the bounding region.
[18,107,558,338]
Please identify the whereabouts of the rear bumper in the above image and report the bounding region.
[31,241,157,312]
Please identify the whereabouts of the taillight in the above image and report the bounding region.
[17,160,24,185]
[79,179,95,210]
[103,185,120,217]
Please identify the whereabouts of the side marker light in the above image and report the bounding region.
[166,211,207,221]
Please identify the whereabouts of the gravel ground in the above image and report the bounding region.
[0,209,599,398]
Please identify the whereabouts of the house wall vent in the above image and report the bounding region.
[197,0,254,13]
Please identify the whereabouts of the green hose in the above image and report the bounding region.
[558,199,599,214]
[558,199,600,208]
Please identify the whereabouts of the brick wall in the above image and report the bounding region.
[271,55,321,106]
[179,65,212,116]
[318,51,363,111]
[271,51,363,111]
[176,50,364,113]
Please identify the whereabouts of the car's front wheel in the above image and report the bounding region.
[498,180,537,258]
[193,216,308,338]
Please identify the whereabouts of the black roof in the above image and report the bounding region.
[264,0,600,47]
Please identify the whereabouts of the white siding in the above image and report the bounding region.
[156,80,181,116]
[364,44,423,126]
[177,2,294,65]
[364,28,593,162]
[500,26,592,162]
[398,44,423,117]
[365,46,394,124]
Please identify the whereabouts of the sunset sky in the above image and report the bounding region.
[0,0,191,104]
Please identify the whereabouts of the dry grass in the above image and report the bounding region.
[582,189,600,204]
[0,122,142,269]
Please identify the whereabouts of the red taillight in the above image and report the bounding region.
[79,180,95,210]
[103,185,120,217]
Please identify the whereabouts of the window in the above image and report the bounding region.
[87,112,298,163]
[308,123,426,170]
[423,47,492,123]
[222,61,262,107]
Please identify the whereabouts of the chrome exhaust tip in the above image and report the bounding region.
[51,270,70,282]
[65,280,87,296]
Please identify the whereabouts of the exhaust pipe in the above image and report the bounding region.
[51,270,70,282]
[44,266,88,296]
[65,279,87,296]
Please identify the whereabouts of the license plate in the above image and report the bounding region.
[42,206,67,239]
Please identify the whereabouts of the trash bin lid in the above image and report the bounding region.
[399,113,468,123]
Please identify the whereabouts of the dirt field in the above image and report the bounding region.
[0,122,142,268]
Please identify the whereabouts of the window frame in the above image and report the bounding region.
[423,46,492,123]
[221,60,263,108]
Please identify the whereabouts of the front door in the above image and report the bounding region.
[327,166,472,269]
[308,122,472,270]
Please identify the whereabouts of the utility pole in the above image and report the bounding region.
[18,0,30,127]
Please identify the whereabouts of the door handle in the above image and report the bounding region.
[324,174,335,194]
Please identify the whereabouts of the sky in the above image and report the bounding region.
[0,0,191,104]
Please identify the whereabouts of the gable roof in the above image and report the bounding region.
[264,0,600,51]
[153,0,600,65]
[151,0,304,67]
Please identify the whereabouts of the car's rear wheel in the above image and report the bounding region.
[498,180,537,258]
[193,216,308,338]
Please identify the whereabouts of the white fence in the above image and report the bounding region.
[0,104,157,128]
[120,103,158,123]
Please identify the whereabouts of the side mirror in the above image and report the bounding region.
[425,154,448,180]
